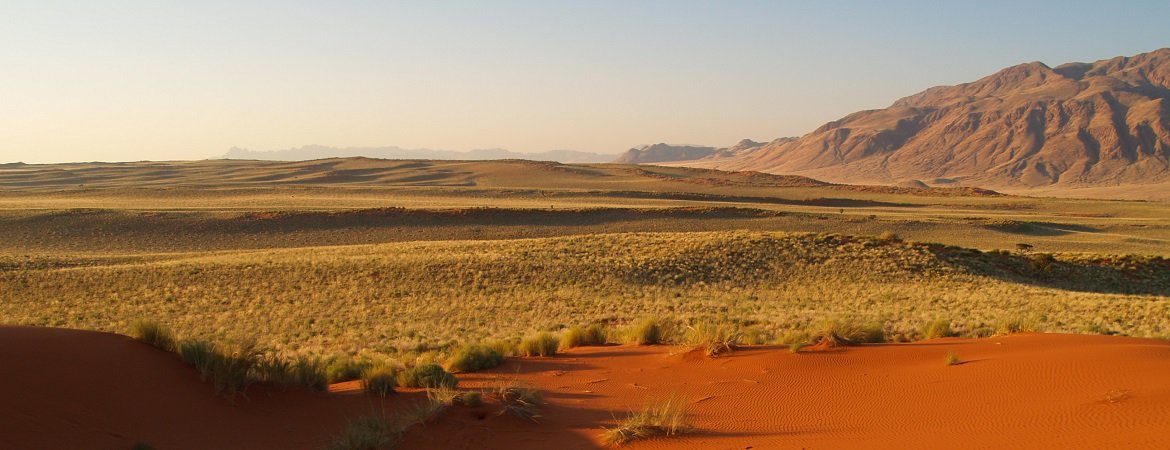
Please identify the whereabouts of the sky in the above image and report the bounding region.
[2,1,1169,163]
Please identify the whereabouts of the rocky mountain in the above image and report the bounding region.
[612,143,718,164]
[676,48,1170,191]
[223,145,615,164]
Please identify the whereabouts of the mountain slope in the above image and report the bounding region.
[679,48,1170,192]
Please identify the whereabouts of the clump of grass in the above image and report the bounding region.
[602,395,691,445]
[810,319,885,347]
[445,344,504,373]
[494,379,543,421]
[397,363,458,389]
[129,319,175,352]
[362,366,397,396]
[995,317,1037,336]
[788,342,806,353]
[255,354,327,391]
[561,324,608,349]
[922,319,956,339]
[945,352,962,366]
[684,322,741,357]
[625,317,664,345]
[878,231,901,242]
[327,415,395,450]
[326,357,373,384]
[517,332,559,357]
[176,339,260,398]
[740,326,770,345]
[459,390,483,407]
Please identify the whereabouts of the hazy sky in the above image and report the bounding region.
[3,1,1169,163]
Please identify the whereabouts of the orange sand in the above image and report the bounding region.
[2,327,1168,449]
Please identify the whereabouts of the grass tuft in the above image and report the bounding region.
[602,395,691,445]
[922,319,956,339]
[129,319,175,352]
[362,366,397,396]
[494,378,543,422]
[561,324,609,349]
[625,317,665,345]
[517,332,559,357]
[445,344,505,373]
[683,322,741,357]
[327,415,395,450]
[945,352,962,366]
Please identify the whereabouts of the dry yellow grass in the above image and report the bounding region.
[2,231,1167,361]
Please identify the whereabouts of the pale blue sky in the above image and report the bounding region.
[2,1,1168,163]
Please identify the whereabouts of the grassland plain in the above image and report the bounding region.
[2,231,1168,361]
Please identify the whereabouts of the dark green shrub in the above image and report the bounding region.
[397,363,458,389]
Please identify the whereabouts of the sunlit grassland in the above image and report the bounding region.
[2,231,1167,360]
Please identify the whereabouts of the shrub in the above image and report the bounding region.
[494,379,542,421]
[878,231,901,242]
[561,324,608,349]
[327,415,395,450]
[517,332,559,357]
[602,395,690,445]
[684,322,741,357]
[788,342,805,353]
[129,319,175,352]
[945,352,962,366]
[326,357,372,384]
[995,317,1037,336]
[626,318,664,345]
[740,326,769,345]
[1027,253,1056,273]
[486,339,516,357]
[922,319,956,339]
[445,344,504,373]
[397,363,458,389]
[362,366,397,396]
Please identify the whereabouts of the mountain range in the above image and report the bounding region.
[664,48,1170,198]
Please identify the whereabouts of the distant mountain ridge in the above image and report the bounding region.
[669,48,1170,193]
[223,145,616,164]
[611,139,774,164]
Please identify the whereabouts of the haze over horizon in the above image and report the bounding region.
[3,0,1169,164]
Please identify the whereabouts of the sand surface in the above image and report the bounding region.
[2,327,1168,449]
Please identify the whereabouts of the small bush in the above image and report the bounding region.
[878,231,901,242]
[495,379,542,421]
[995,318,1037,336]
[327,415,395,450]
[922,319,956,340]
[561,324,608,349]
[602,395,690,445]
[445,344,504,373]
[129,319,175,352]
[486,339,516,357]
[788,342,805,353]
[362,366,397,396]
[397,363,458,389]
[1027,253,1056,273]
[177,339,259,398]
[684,322,741,357]
[945,352,962,366]
[626,318,664,345]
[326,357,372,384]
[517,332,559,357]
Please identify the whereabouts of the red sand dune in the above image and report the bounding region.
[2,327,1169,449]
